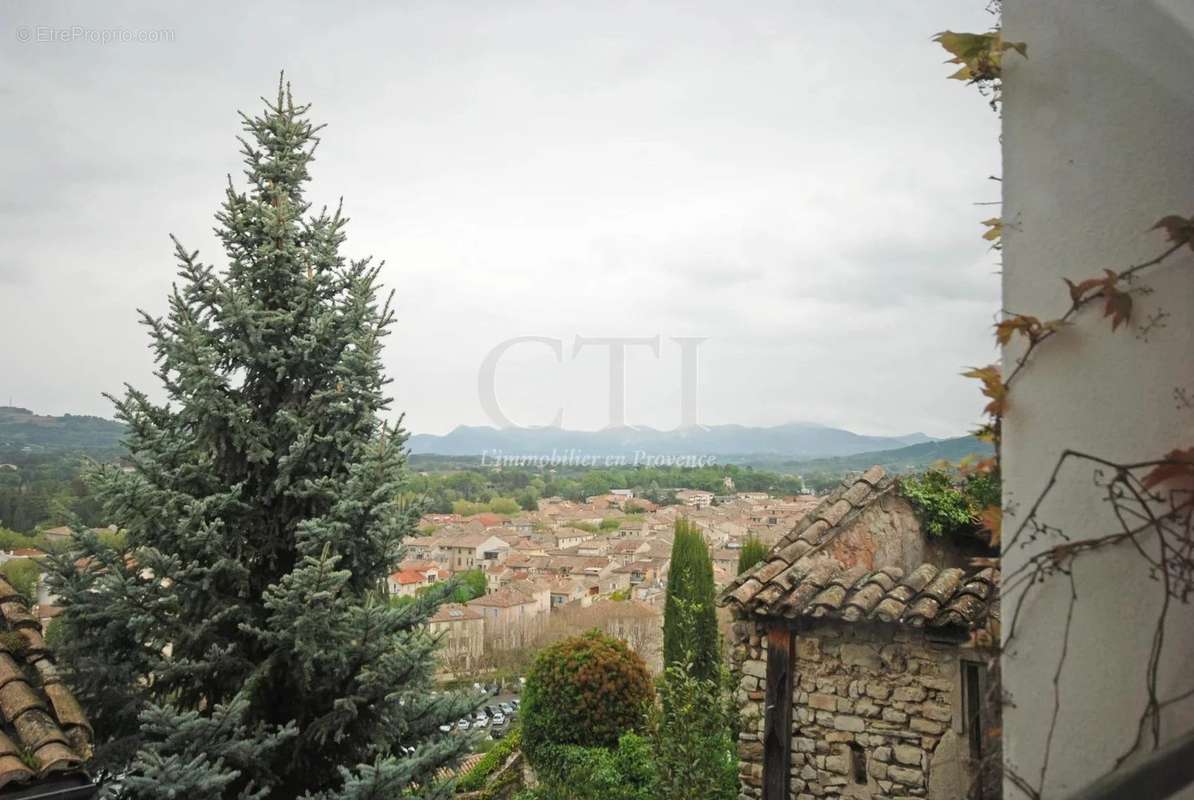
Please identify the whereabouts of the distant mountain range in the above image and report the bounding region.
[0,408,991,472]
[406,423,936,459]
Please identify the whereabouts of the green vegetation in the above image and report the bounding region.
[44,85,473,798]
[0,451,110,534]
[453,569,488,603]
[406,463,808,514]
[389,567,485,609]
[521,630,652,768]
[736,537,769,575]
[0,407,125,455]
[0,527,53,553]
[774,435,994,492]
[662,519,719,682]
[514,733,656,800]
[657,520,736,800]
[452,497,522,516]
[654,664,737,800]
[456,727,521,793]
[0,559,39,601]
[898,468,1001,538]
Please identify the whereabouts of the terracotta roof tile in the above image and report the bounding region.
[0,577,91,791]
[720,556,997,629]
[717,468,998,630]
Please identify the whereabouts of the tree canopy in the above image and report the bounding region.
[46,81,471,800]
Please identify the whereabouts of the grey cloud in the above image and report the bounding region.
[0,0,1002,439]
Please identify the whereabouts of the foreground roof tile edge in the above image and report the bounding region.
[717,466,999,630]
[0,576,92,791]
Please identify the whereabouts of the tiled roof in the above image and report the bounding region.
[389,569,427,585]
[0,577,91,790]
[429,603,482,623]
[467,588,536,609]
[718,467,998,630]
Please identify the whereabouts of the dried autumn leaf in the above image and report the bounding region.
[973,456,998,475]
[1063,276,1106,305]
[933,30,1026,82]
[994,315,1063,345]
[994,314,1039,345]
[973,423,997,444]
[979,504,1002,548]
[958,455,997,477]
[1141,448,1194,490]
[963,365,1006,417]
[1152,214,1194,251]
[1102,285,1133,331]
[981,217,1003,243]
[934,30,996,62]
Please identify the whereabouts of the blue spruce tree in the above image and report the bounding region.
[46,80,473,799]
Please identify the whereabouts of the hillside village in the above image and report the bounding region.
[0,484,819,682]
[392,488,819,675]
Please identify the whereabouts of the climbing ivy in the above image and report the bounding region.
[898,469,999,539]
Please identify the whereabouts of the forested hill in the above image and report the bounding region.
[773,435,993,476]
[0,407,125,455]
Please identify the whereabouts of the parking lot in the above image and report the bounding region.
[438,686,522,740]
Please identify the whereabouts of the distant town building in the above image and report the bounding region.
[428,603,484,672]
[675,489,714,509]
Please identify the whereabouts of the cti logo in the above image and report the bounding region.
[478,335,707,429]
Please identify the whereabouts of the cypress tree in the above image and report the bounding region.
[662,517,719,681]
[736,536,769,575]
[46,80,472,799]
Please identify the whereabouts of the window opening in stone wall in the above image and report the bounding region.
[962,660,984,760]
[848,741,866,784]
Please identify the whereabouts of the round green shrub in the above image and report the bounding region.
[521,630,652,768]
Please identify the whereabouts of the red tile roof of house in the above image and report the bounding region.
[390,569,427,585]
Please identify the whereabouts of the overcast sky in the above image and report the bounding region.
[1,1,1001,438]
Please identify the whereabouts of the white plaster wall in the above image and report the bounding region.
[1002,2,1194,797]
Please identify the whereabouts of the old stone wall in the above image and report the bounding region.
[732,617,984,800]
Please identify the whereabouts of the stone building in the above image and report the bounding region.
[719,467,1000,800]
[428,603,485,673]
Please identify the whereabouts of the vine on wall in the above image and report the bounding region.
[937,14,1194,799]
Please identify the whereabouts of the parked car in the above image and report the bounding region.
[492,713,506,727]
[456,719,470,732]
[438,724,452,734]
[499,702,514,715]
